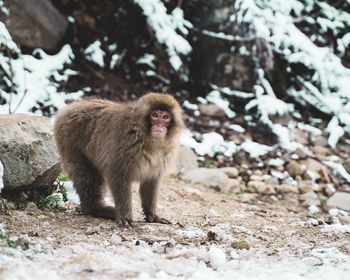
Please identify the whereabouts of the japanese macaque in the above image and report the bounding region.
[54,93,183,227]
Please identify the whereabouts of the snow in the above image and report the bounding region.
[240,140,273,158]
[64,181,80,204]
[308,205,320,215]
[0,1,9,15]
[206,90,236,118]
[182,101,198,111]
[0,160,4,193]
[326,117,345,148]
[322,224,350,234]
[84,40,105,68]
[208,245,226,269]
[228,124,245,133]
[324,161,350,183]
[181,131,237,157]
[137,54,157,69]
[0,43,82,114]
[268,158,284,167]
[133,0,192,71]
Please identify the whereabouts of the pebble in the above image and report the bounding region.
[248,181,275,194]
[286,161,304,177]
[219,167,239,178]
[231,240,251,250]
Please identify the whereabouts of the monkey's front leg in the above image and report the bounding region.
[108,175,134,227]
[140,178,171,224]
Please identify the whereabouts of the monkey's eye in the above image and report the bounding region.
[151,112,159,118]
[163,114,170,120]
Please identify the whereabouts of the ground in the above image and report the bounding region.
[0,178,350,279]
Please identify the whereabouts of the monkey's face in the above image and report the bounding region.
[150,110,171,138]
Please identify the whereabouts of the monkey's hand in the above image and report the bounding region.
[117,218,135,228]
[145,214,171,224]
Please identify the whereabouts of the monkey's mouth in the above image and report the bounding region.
[151,127,167,138]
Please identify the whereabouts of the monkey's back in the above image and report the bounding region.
[54,99,135,170]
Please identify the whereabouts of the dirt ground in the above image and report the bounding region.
[0,178,349,279]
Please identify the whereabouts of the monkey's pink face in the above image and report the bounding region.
[150,110,171,138]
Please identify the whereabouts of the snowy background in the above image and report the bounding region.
[0,0,350,279]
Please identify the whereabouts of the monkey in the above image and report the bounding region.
[54,93,184,227]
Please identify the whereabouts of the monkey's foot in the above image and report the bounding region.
[117,218,135,228]
[145,214,171,224]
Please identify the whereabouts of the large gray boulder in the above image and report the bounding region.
[173,146,198,174]
[0,114,61,191]
[1,0,68,51]
[326,192,350,211]
[181,168,230,193]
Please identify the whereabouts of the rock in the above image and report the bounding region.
[326,192,350,211]
[249,174,264,182]
[322,184,336,197]
[275,184,299,194]
[0,114,61,191]
[110,234,123,245]
[181,168,229,193]
[172,146,198,175]
[248,181,275,194]
[291,129,309,145]
[25,202,39,212]
[231,240,251,250]
[299,191,320,206]
[228,178,242,193]
[301,158,330,183]
[198,104,226,118]
[312,146,330,158]
[219,167,239,178]
[286,161,304,178]
[1,0,68,51]
[298,181,314,194]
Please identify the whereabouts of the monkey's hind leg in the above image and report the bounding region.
[65,155,115,220]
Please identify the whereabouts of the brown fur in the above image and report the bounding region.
[54,93,183,226]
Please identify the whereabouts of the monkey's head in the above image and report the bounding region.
[136,93,184,140]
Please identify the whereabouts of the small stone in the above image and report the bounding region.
[248,181,275,194]
[181,168,230,193]
[339,216,350,225]
[219,167,239,178]
[301,158,330,183]
[298,181,313,194]
[19,191,28,201]
[286,161,304,178]
[231,240,251,250]
[253,170,263,176]
[228,178,242,193]
[275,184,299,194]
[85,226,100,235]
[326,192,350,211]
[324,216,338,225]
[249,175,264,182]
[198,104,226,118]
[25,202,38,211]
[299,191,320,206]
[110,234,122,245]
[312,146,330,157]
[323,184,336,197]
[302,257,323,266]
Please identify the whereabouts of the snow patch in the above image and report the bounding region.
[0,44,81,114]
[133,0,192,71]
[324,161,350,183]
[84,40,105,68]
[181,130,237,157]
[240,140,273,158]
